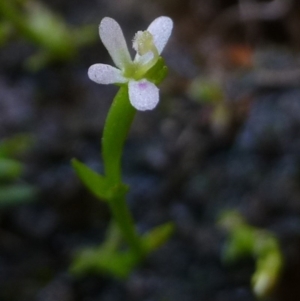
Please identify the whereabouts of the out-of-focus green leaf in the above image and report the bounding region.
[70,220,138,279]
[72,25,97,48]
[142,222,174,254]
[70,246,137,279]
[223,227,256,262]
[0,184,37,207]
[0,158,23,181]
[252,249,283,298]
[189,78,224,103]
[25,1,75,59]
[0,134,33,158]
[219,210,284,298]
[0,0,98,70]
[0,21,12,46]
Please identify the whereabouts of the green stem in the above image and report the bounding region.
[109,194,143,257]
[102,85,135,184]
[102,85,143,258]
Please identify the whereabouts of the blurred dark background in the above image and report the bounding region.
[1,0,300,300]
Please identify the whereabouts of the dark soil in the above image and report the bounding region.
[1,1,300,301]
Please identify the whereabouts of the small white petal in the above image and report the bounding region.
[88,64,127,84]
[128,80,159,111]
[147,16,173,54]
[99,17,132,70]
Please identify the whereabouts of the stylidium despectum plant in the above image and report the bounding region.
[70,16,174,278]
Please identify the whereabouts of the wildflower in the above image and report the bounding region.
[88,16,173,111]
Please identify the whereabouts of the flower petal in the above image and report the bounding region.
[88,64,127,84]
[128,80,159,111]
[147,16,173,54]
[99,17,132,70]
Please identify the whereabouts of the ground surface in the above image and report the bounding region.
[1,1,300,300]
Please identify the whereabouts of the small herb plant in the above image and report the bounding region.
[219,211,284,298]
[71,16,174,278]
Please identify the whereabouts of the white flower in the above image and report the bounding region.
[88,16,173,111]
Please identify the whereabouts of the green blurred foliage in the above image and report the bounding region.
[71,221,174,279]
[0,158,23,181]
[0,0,97,70]
[0,134,37,207]
[72,152,174,278]
[219,211,284,299]
[188,78,224,104]
[188,77,233,134]
[0,133,33,157]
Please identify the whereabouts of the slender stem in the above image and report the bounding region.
[102,85,144,257]
[109,194,143,257]
[102,85,135,185]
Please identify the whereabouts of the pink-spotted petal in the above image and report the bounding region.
[88,64,127,84]
[147,16,173,54]
[99,17,132,70]
[128,80,159,111]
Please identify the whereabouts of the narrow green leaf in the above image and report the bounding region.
[142,222,175,254]
[72,158,111,201]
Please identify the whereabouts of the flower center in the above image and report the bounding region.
[133,31,155,55]
[129,30,160,80]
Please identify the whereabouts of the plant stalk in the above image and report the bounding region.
[102,85,144,258]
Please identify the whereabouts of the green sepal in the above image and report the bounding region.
[72,158,128,201]
[144,57,168,85]
[142,222,175,254]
